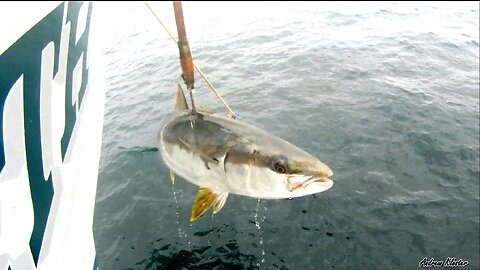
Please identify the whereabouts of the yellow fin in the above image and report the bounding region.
[175,83,188,112]
[212,193,229,215]
[191,188,218,222]
[170,170,175,185]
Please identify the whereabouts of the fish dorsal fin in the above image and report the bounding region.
[175,83,189,112]
[191,188,217,221]
[212,192,229,214]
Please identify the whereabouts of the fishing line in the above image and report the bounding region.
[143,1,237,119]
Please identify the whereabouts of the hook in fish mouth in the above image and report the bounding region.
[287,174,333,192]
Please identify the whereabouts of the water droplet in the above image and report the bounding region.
[254,199,267,266]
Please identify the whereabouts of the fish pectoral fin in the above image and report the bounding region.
[212,192,229,215]
[175,83,189,112]
[178,137,191,149]
[170,170,175,185]
[191,187,218,222]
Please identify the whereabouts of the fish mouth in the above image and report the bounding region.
[287,173,333,192]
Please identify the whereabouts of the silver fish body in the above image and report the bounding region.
[159,111,333,199]
[158,85,333,221]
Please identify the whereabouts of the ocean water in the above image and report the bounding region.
[92,2,480,269]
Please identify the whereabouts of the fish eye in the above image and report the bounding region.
[272,161,287,174]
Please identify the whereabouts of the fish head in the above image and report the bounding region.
[225,137,333,199]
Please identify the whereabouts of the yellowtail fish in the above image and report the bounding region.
[158,85,333,221]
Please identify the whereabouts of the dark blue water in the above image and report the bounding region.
[93,2,479,269]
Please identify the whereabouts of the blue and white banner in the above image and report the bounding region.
[0,2,103,270]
